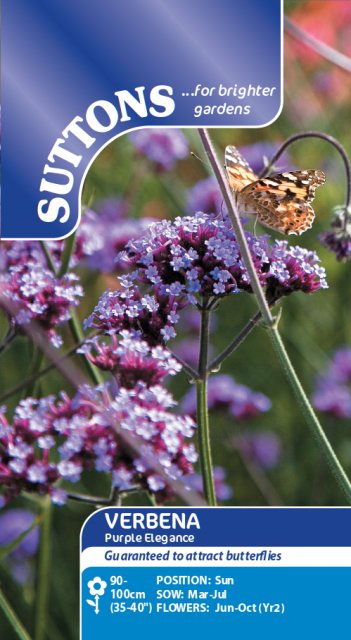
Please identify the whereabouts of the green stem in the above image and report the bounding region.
[40,242,57,275]
[69,311,104,385]
[0,336,92,404]
[198,128,351,504]
[269,327,351,500]
[58,232,76,277]
[35,498,52,640]
[147,492,158,507]
[0,588,32,640]
[196,304,216,506]
[196,379,216,506]
[208,311,262,373]
[24,347,45,398]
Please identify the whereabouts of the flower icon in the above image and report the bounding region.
[86,576,107,614]
[88,577,107,597]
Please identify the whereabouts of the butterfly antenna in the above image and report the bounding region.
[190,151,212,170]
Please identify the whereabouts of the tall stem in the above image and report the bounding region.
[196,304,216,506]
[35,498,52,640]
[0,588,32,640]
[198,128,351,504]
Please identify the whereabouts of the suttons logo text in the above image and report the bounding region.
[37,85,175,225]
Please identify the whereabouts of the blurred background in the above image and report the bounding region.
[1,1,351,638]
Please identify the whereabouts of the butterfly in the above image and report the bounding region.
[225,145,326,235]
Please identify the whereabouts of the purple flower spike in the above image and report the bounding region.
[181,374,271,421]
[84,283,183,346]
[187,177,224,215]
[0,379,197,505]
[0,509,39,558]
[129,128,188,171]
[238,142,293,175]
[0,262,83,347]
[312,383,351,419]
[0,508,39,584]
[79,330,181,387]
[319,208,351,262]
[186,466,233,501]
[312,346,351,419]
[236,431,282,469]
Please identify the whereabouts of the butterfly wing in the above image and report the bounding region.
[237,170,326,235]
[225,145,258,191]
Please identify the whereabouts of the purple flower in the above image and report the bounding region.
[129,128,188,171]
[93,198,127,221]
[84,283,183,345]
[187,177,224,215]
[328,347,351,384]
[181,374,271,420]
[0,509,39,558]
[77,204,156,273]
[312,346,351,419]
[319,208,351,262]
[312,383,351,419]
[78,330,181,387]
[1,200,152,277]
[235,431,282,469]
[0,378,197,505]
[0,262,83,347]
[0,508,39,584]
[265,241,328,304]
[121,212,327,306]
[186,466,233,501]
[238,142,293,175]
[172,338,200,369]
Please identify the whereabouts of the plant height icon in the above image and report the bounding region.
[86,576,107,614]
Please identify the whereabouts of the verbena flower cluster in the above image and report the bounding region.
[312,346,351,418]
[129,129,188,171]
[0,261,83,347]
[84,284,183,344]
[319,208,351,262]
[78,330,181,387]
[121,212,327,306]
[0,349,197,505]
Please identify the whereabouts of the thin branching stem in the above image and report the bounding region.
[259,130,351,229]
[285,17,351,73]
[196,300,216,506]
[208,310,262,373]
[0,588,32,640]
[169,349,198,380]
[0,338,90,404]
